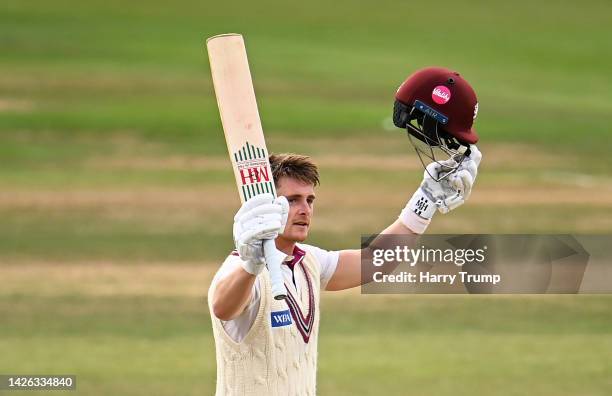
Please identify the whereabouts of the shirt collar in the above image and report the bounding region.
[283,245,305,269]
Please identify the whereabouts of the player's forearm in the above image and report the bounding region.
[360,220,420,282]
[380,218,419,235]
[327,220,419,291]
[211,267,256,321]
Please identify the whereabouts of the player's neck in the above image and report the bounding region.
[275,236,296,256]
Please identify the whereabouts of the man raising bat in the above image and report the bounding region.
[207,41,482,395]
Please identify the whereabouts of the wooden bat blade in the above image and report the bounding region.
[207,34,276,204]
[206,33,286,300]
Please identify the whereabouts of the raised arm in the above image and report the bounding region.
[325,147,481,291]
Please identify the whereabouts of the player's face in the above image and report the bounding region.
[276,176,315,243]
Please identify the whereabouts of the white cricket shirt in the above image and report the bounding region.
[211,243,339,342]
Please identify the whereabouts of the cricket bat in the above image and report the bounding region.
[206,33,287,300]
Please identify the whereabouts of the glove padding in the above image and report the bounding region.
[233,193,289,275]
[400,146,482,234]
[433,145,481,213]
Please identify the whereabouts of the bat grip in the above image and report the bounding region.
[263,239,287,300]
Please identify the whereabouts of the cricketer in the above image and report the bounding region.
[208,67,483,395]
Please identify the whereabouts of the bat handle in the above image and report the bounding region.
[263,239,287,300]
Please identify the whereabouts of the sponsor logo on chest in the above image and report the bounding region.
[271,309,293,328]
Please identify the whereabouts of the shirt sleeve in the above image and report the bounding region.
[300,244,340,290]
[212,254,242,282]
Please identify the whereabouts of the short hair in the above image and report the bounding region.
[269,153,320,187]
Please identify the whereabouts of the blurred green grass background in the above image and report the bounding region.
[1,0,611,394]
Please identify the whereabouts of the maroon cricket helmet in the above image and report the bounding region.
[394,66,479,144]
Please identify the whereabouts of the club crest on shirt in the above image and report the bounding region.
[271,309,293,328]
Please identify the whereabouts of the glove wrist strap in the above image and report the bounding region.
[399,188,436,234]
[240,258,265,276]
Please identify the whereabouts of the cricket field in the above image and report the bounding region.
[1,0,611,394]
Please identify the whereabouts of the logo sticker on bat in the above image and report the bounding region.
[233,142,274,200]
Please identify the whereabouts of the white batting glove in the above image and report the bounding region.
[437,145,481,213]
[233,193,289,275]
[399,146,482,233]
